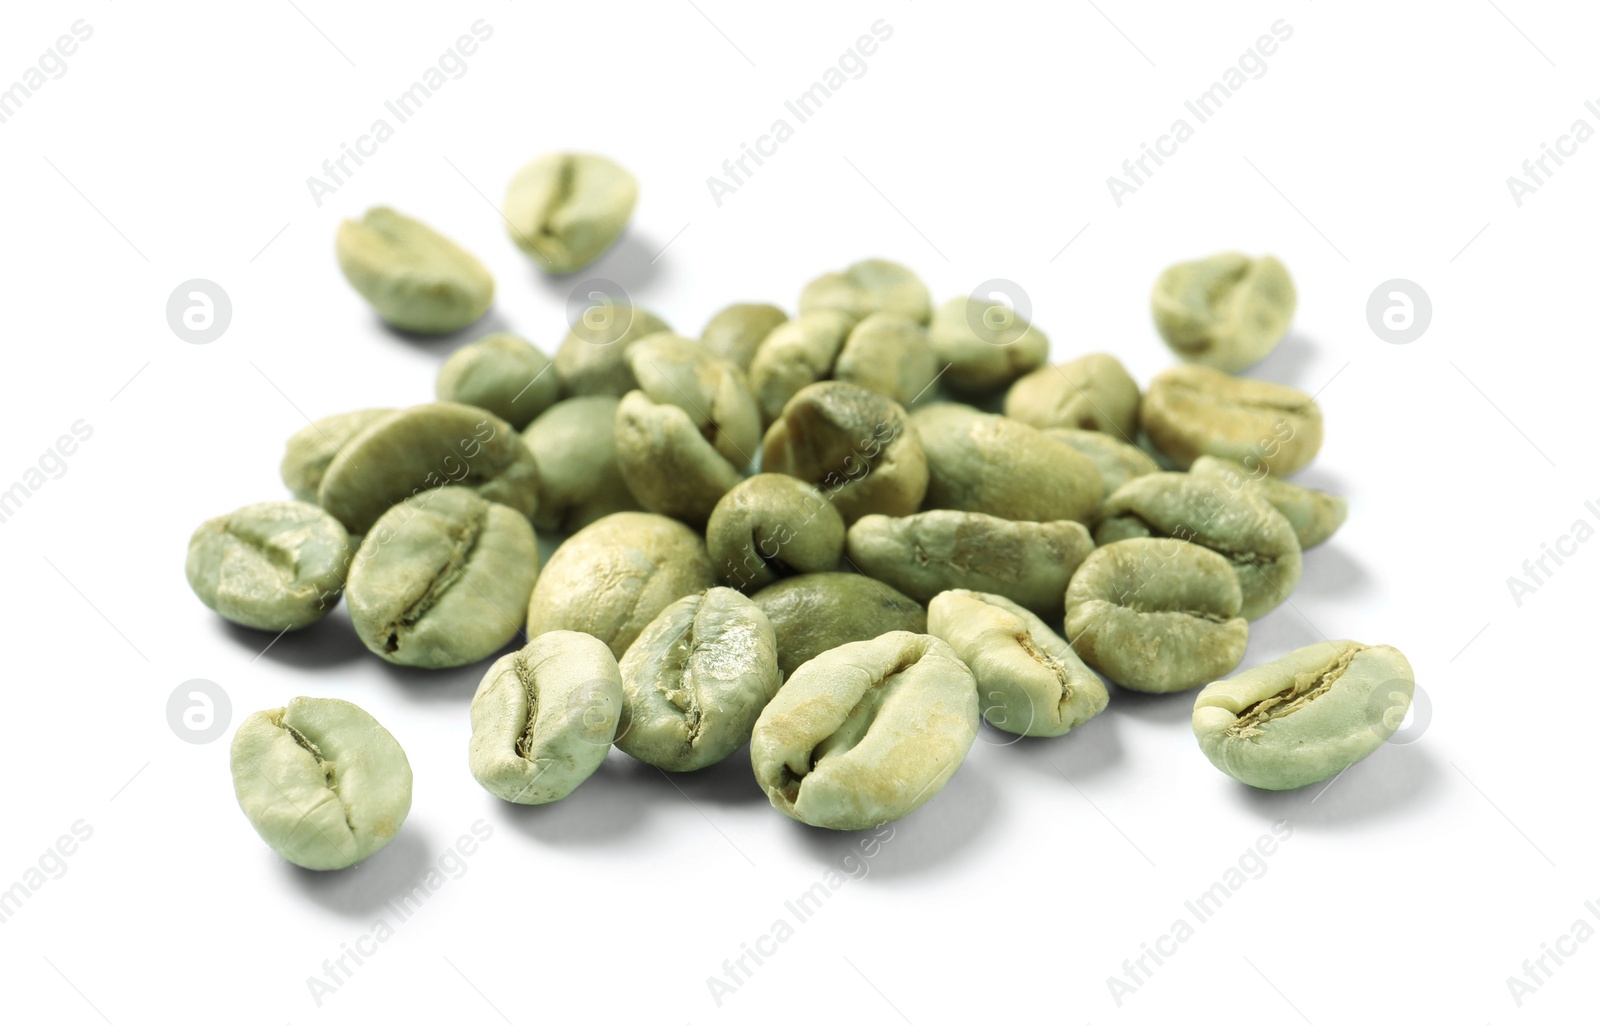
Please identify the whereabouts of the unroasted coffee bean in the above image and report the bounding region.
[231,696,411,870]
[335,207,493,334]
[846,511,1092,620]
[761,382,927,524]
[1193,640,1413,790]
[752,572,926,680]
[614,390,743,528]
[1065,538,1248,693]
[1095,472,1302,621]
[629,333,760,467]
[280,408,394,503]
[701,302,788,371]
[750,311,935,423]
[1004,353,1141,438]
[750,631,978,829]
[436,332,558,430]
[928,589,1108,738]
[927,295,1049,393]
[553,302,671,397]
[616,588,779,771]
[186,501,351,631]
[1141,364,1322,476]
[798,258,931,324]
[346,488,538,668]
[526,512,715,658]
[1152,252,1295,372]
[523,396,640,533]
[317,403,539,535]
[1042,427,1161,499]
[706,474,845,593]
[503,152,637,274]
[1190,455,1347,548]
[749,310,856,423]
[909,403,1101,523]
[468,631,624,804]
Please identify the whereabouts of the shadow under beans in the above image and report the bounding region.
[654,743,770,807]
[997,711,1125,782]
[494,753,655,845]
[1294,544,1370,600]
[790,760,999,880]
[376,308,515,349]
[1244,330,1318,387]
[1105,684,1194,727]
[281,827,434,918]
[528,231,665,304]
[376,656,495,704]
[221,614,369,670]
[1228,740,1442,829]
[1239,606,1331,664]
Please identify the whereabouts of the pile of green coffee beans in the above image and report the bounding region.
[194,152,1415,870]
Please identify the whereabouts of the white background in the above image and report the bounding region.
[1,1,1594,1022]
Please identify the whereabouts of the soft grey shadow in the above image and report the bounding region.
[282,827,435,917]
[529,231,664,305]
[989,711,1124,782]
[494,752,654,845]
[1240,607,1328,664]
[1296,544,1369,599]
[1106,684,1194,726]
[1246,330,1318,387]
[1229,741,1442,829]
[657,743,769,806]
[377,308,513,349]
[1283,465,1348,494]
[378,654,499,704]
[222,614,369,670]
[790,760,999,880]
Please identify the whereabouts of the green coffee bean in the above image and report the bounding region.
[1042,427,1160,499]
[186,501,350,631]
[628,333,760,467]
[752,572,926,680]
[761,382,927,524]
[750,631,978,830]
[526,512,715,658]
[436,333,558,430]
[468,631,624,804]
[799,258,931,324]
[1065,538,1248,693]
[701,302,788,371]
[927,296,1049,393]
[927,589,1108,738]
[749,310,856,424]
[614,391,743,528]
[553,303,671,397]
[280,408,394,503]
[1005,353,1141,438]
[1141,365,1322,476]
[1095,472,1302,621]
[335,207,493,334]
[1152,253,1296,372]
[346,487,538,668]
[522,397,640,533]
[503,152,637,274]
[706,474,845,593]
[1192,640,1413,790]
[909,403,1102,523]
[1190,455,1347,548]
[317,403,539,535]
[231,696,412,870]
[616,588,779,771]
[846,511,1092,620]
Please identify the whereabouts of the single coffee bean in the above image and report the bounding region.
[927,589,1108,738]
[523,397,640,532]
[503,152,637,274]
[1152,252,1296,372]
[230,696,412,870]
[1065,538,1248,693]
[752,311,936,424]
[280,408,394,503]
[706,474,845,593]
[1095,472,1302,621]
[186,501,351,631]
[846,511,1093,620]
[909,403,1102,523]
[616,588,780,771]
[761,381,928,524]
[1141,364,1322,476]
[834,313,938,411]
[317,403,539,535]
[927,296,1049,393]
[614,390,743,528]
[701,302,788,371]
[1190,455,1347,548]
[335,207,493,334]
[752,571,926,680]
[468,631,624,804]
[1004,353,1141,438]
[436,332,558,430]
[553,302,671,397]
[750,631,978,830]
[526,512,715,658]
[799,258,932,324]
[1192,640,1414,790]
[346,487,538,668]
[747,310,853,424]
[1042,427,1161,499]
[629,332,760,467]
